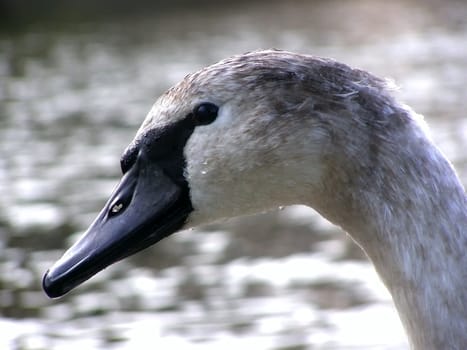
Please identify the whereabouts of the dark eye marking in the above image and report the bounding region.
[120,143,139,174]
[119,103,218,176]
[192,102,219,126]
[138,118,195,186]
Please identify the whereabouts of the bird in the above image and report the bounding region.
[42,50,467,350]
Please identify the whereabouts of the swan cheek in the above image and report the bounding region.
[183,129,237,226]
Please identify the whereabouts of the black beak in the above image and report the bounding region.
[42,150,192,298]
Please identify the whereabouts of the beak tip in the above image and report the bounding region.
[42,269,68,299]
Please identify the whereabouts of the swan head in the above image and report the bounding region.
[43,50,409,298]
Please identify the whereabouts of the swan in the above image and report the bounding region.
[42,50,467,349]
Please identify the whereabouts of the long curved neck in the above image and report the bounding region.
[361,156,466,350]
[310,116,467,349]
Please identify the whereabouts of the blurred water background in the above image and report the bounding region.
[1,0,466,349]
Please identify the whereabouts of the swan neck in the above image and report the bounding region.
[309,113,467,350]
[320,138,467,349]
[368,184,466,349]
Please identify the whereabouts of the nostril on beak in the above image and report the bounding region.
[110,202,124,214]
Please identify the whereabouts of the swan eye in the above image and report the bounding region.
[192,103,219,126]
